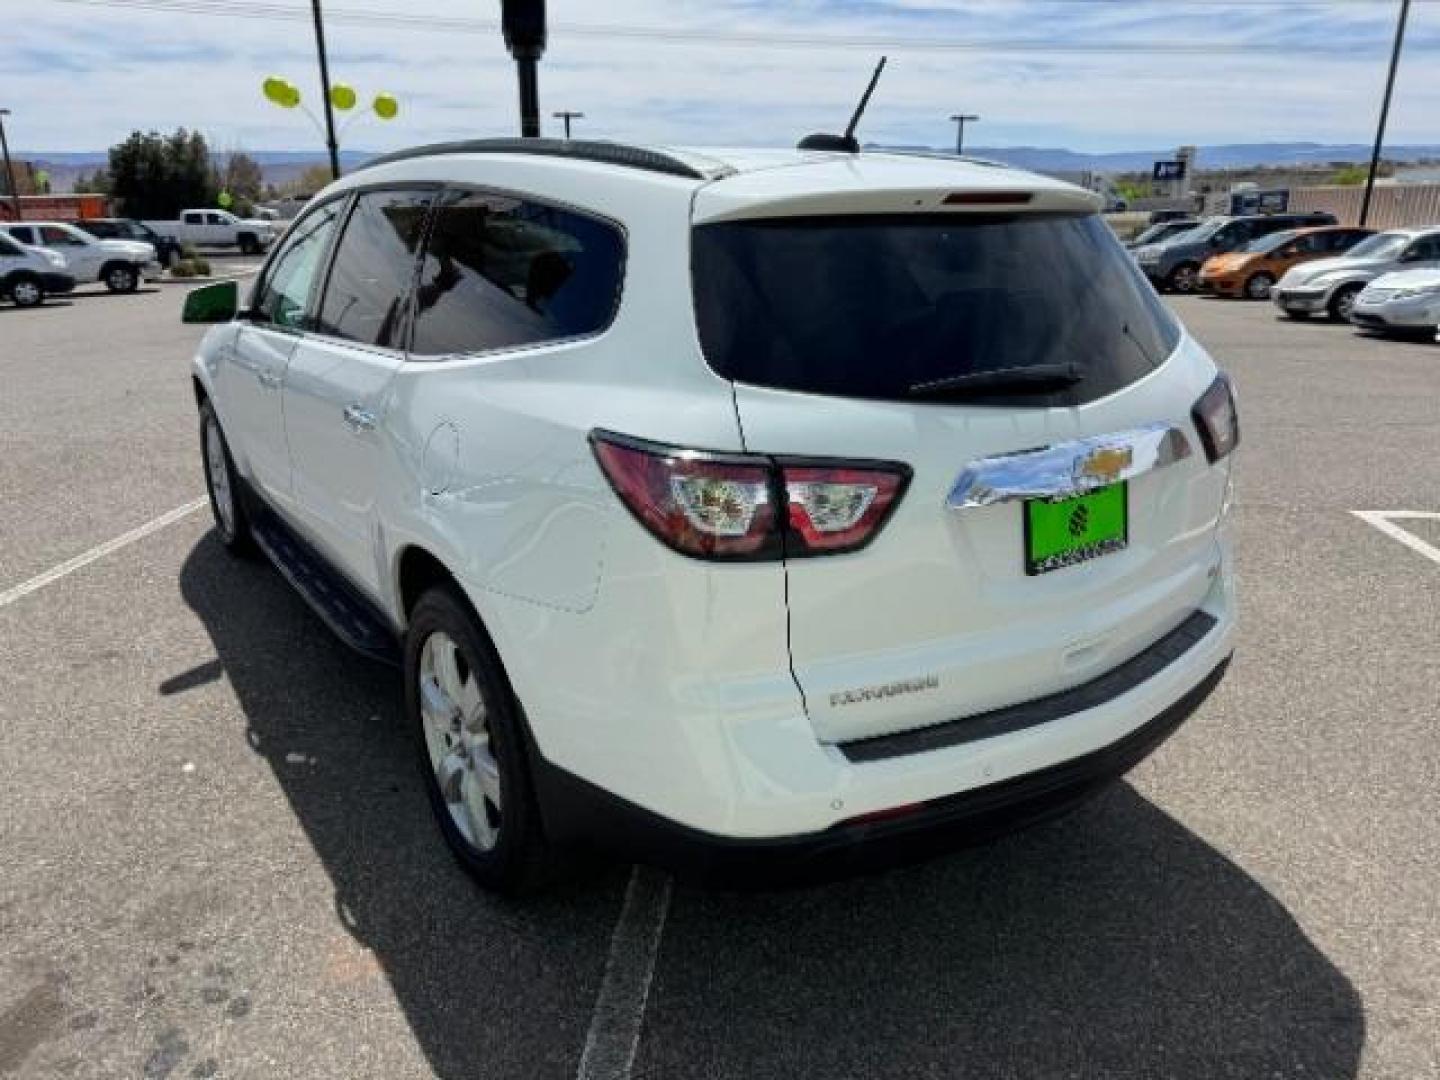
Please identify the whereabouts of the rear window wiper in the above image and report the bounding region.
[906,363,1084,398]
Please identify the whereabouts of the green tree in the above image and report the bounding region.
[1332,165,1368,186]
[106,128,218,218]
[218,151,265,205]
[73,169,111,194]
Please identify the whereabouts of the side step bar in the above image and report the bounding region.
[248,510,401,666]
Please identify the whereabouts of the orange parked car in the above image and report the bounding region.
[1199,226,1374,299]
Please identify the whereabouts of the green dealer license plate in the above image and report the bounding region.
[1024,483,1128,575]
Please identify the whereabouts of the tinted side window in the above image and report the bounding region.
[410,191,624,357]
[1402,236,1440,262]
[41,227,85,247]
[316,189,432,348]
[7,227,35,245]
[1331,231,1366,252]
[252,200,344,329]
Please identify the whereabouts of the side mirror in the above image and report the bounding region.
[182,280,239,324]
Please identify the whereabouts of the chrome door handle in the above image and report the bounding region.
[257,369,282,389]
[343,404,377,432]
[947,423,1193,509]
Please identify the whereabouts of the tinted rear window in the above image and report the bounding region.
[692,213,1181,406]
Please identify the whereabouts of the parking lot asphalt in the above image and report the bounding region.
[1,285,1437,1079]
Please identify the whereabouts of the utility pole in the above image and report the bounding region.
[1361,0,1410,227]
[309,0,342,179]
[949,113,979,156]
[0,109,22,222]
[502,0,546,138]
[553,110,583,139]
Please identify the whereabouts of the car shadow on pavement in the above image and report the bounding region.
[176,533,628,1080]
[637,783,1365,1079]
[176,531,1364,1080]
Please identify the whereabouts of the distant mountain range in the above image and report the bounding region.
[18,143,1440,189]
[874,142,1440,173]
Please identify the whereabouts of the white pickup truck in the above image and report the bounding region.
[145,209,279,255]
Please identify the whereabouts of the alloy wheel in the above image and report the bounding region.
[418,630,502,852]
[11,280,42,307]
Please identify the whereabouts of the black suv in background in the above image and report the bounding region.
[69,218,181,268]
[1133,211,1339,293]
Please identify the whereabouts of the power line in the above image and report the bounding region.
[40,0,1440,56]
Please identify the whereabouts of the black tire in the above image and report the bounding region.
[8,273,44,308]
[1166,262,1201,294]
[103,262,139,293]
[1243,272,1275,300]
[1328,283,1363,323]
[198,400,256,557]
[238,233,260,256]
[405,585,556,894]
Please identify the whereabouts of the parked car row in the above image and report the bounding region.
[1129,211,1440,341]
[1,209,280,308]
[0,220,162,306]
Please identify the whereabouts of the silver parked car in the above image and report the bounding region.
[1271,228,1440,322]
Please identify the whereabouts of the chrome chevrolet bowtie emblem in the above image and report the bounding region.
[1074,445,1133,487]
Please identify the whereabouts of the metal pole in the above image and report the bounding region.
[517,59,540,137]
[1360,0,1410,227]
[553,110,583,139]
[949,113,979,156]
[309,0,342,179]
[0,110,22,222]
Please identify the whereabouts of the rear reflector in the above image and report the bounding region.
[590,431,910,561]
[943,191,1035,206]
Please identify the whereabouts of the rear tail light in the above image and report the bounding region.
[590,431,910,561]
[1192,374,1240,463]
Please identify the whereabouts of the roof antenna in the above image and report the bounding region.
[798,56,887,153]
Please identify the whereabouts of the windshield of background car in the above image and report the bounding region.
[1245,230,1298,255]
[1345,232,1409,260]
[1182,219,1226,242]
[692,211,1181,408]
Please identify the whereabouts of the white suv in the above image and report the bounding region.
[185,139,1239,891]
[1,221,159,292]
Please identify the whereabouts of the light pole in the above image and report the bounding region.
[949,113,979,156]
[308,0,342,179]
[1360,0,1410,227]
[0,109,22,222]
[502,0,546,137]
[552,110,583,139]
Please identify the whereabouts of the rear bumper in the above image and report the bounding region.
[534,655,1231,884]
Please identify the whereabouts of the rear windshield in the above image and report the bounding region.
[693,212,1181,406]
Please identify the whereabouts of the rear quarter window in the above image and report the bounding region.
[692,212,1181,407]
[409,191,625,358]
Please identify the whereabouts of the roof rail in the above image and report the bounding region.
[355,138,728,181]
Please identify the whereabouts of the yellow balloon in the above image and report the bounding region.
[263,76,300,109]
[373,93,399,121]
[330,83,357,111]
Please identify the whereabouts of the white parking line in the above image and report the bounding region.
[576,866,673,1080]
[0,499,207,610]
[1352,510,1440,567]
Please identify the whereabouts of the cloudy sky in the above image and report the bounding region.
[4,0,1439,154]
